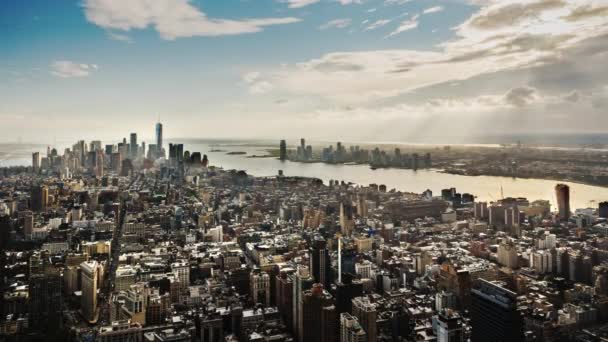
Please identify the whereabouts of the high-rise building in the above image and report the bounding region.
[155,121,163,157]
[299,283,337,342]
[340,312,366,342]
[434,309,464,342]
[293,265,314,340]
[497,241,519,269]
[280,140,287,160]
[470,279,523,342]
[352,296,377,342]
[599,201,608,219]
[30,184,48,212]
[555,183,570,221]
[32,152,40,173]
[171,260,190,289]
[29,273,63,332]
[81,260,100,323]
[250,271,271,306]
[130,133,138,159]
[310,235,331,288]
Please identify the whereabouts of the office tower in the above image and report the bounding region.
[32,152,40,173]
[276,270,295,330]
[250,271,271,306]
[434,309,464,342]
[497,241,519,269]
[105,144,114,155]
[280,140,287,160]
[81,260,100,323]
[599,201,608,219]
[555,183,570,221]
[29,273,63,332]
[470,279,524,342]
[111,152,122,172]
[156,121,163,157]
[310,235,331,288]
[96,151,104,178]
[30,184,48,212]
[130,133,137,159]
[473,201,488,219]
[171,260,190,289]
[340,312,366,342]
[335,273,363,314]
[340,202,355,236]
[293,265,314,340]
[300,283,337,342]
[23,211,34,237]
[352,296,377,342]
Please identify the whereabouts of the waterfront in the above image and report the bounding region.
[4,139,608,209]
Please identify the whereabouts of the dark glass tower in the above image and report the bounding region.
[470,279,524,342]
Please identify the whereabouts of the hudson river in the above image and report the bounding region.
[3,139,608,210]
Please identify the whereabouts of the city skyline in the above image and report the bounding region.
[2,0,608,143]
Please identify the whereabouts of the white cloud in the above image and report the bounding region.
[83,0,301,40]
[423,6,444,14]
[319,18,352,30]
[384,0,412,5]
[242,71,274,94]
[50,61,98,78]
[107,31,132,43]
[386,14,419,37]
[364,19,391,31]
[337,0,363,4]
[281,0,320,8]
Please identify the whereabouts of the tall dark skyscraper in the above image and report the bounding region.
[29,273,63,332]
[280,140,287,160]
[470,279,523,342]
[155,121,163,156]
[130,133,137,159]
[599,201,608,219]
[555,183,570,221]
[310,235,331,289]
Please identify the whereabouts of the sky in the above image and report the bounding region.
[1,0,608,144]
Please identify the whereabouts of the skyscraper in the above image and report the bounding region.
[299,283,337,342]
[155,121,163,157]
[310,235,331,288]
[32,152,40,173]
[555,183,570,221]
[340,312,367,342]
[470,279,523,342]
[130,133,137,159]
[293,265,314,340]
[280,140,287,160]
[351,296,377,342]
[434,309,464,342]
[29,273,63,332]
[81,260,100,323]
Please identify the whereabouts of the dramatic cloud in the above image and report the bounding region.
[319,18,352,30]
[50,61,98,78]
[249,0,608,105]
[84,0,301,40]
[461,0,566,31]
[563,4,608,21]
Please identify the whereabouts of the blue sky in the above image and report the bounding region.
[2,0,608,143]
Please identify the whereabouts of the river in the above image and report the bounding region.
[3,139,608,210]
